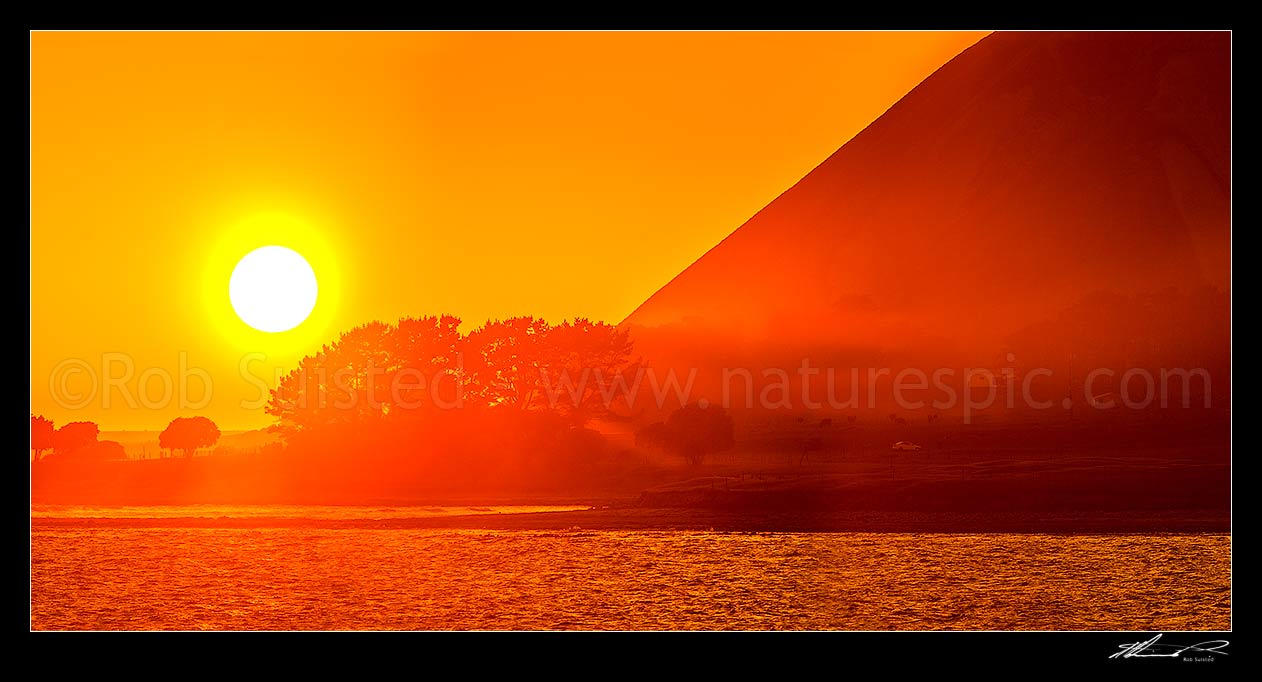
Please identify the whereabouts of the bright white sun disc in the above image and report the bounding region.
[229,246,318,333]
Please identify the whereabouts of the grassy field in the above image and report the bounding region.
[97,429,280,459]
[32,412,1228,533]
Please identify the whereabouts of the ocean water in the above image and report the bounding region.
[30,507,1230,631]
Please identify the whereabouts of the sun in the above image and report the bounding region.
[201,212,340,350]
[229,246,319,333]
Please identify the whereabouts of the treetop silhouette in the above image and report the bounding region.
[31,415,55,462]
[159,416,221,458]
[267,314,637,434]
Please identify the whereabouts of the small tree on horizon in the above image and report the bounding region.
[159,416,221,458]
[53,421,99,457]
[31,415,55,462]
[660,402,736,466]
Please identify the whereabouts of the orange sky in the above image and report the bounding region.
[31,30,989,430]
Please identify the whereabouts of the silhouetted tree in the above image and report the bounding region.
[31,415,54,462]
[261,313,641,485]
[54,421,99,457]
[634,421,672,449]
[660,402,736,466]
[269,314,638,435]
[465,316,552,409]
[536,318,638,425]
[80,440,126,461]
[268,316,465,432]
[389,315,465,413]
[159,416,220,458]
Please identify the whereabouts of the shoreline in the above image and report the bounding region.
[31,444,1230,535]
[30,507,1229,534]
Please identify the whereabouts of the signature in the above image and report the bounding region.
[1110,634,1229,660]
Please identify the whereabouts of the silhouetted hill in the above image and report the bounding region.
[623,32,1229,416]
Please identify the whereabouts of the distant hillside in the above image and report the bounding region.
[623,32,1229,416]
